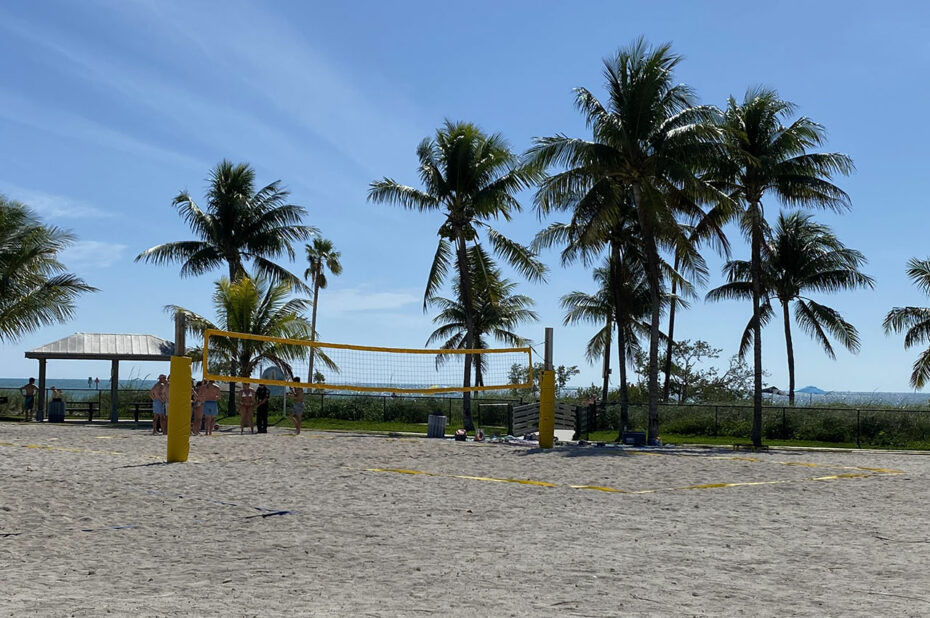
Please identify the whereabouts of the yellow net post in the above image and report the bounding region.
[166,316,191,462]
[538,327,555,449]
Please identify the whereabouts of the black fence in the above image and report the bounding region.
[292,392,518,427]
[593,402,930,448]
[4,387,929,447]
[0,387,521,427]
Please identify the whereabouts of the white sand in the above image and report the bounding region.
[2,422,929,616]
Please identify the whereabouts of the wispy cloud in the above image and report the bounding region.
[0,182,113,220]
[62,240,128,269]
[0,5,364,196]
[0,90,205,172]
[112,0,424,176]
[324,288,420,312]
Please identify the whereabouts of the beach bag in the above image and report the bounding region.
[454,429,467,441]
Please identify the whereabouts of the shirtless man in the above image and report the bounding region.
[19,378,38,422]
[287,378,304,435]
[199,379,222,436]
[239,382,256,434]
[149,374,169,435]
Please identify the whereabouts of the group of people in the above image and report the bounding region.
[148,374,306,436]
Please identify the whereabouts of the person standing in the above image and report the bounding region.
[191,381,205,436]
[94,377,99,390]
[287,378,304,435]
[255,383,270,434]
[149,374,169,435]
[239,383,256,434]
[19,378,38,422]
[87,377,92,389]
[200,380,222,436]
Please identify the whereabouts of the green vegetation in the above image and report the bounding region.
[135,159,317,289]
[0,196,97,343]
[709,211,873,405]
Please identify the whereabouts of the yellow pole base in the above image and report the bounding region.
[166,356,191,463]
[539,369,555,449]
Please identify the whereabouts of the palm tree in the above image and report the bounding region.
[561,259,653,431]
[708,211,873,405]
[884,259,930,388]
[529,39,722,443]
[304,237,342,383]
[426,246,537,388]
[168,275,337,414]
[713,89,854,445]
[136,160,318,290]
[0,196,97,342]
[369,121,546,430]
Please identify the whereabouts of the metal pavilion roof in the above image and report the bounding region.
[24,333,174,361]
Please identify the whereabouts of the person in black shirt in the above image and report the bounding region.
[255,384,270,433]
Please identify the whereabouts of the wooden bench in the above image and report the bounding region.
[127,401,154,423]
[64,400,99,422]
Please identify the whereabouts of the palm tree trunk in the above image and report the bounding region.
[601,317,611,406]
[633,185,662,444]
[661,255,680,402]
[307,274,321,383]
[608,243,630,434]
[782,300,795,406]
[750,202,764,447]
[454,233,476,431]
[229,258,246,282]
[616,323,630,439]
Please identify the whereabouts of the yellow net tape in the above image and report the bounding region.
[201,328,533,394]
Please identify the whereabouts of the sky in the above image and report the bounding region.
[1,0,929,393]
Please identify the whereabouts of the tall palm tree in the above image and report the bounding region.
[168,276,337,410]
[884,259,930,388]
[561,259,653,431]
[713,89,854,445]
[708,211,873,405]
[0,196,97,342]
[369,121,546,430]
[529,39,722,443]
[304,237,342,383]
[426,246,537,388]
[136,160,318,290]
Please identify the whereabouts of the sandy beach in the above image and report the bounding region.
[1,422,929,616]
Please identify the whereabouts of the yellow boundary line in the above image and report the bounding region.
[364,465,902,495]
[0,438,905,496]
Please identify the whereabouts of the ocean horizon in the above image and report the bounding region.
[1,377,928,407]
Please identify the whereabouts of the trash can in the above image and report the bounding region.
[48,399,65,423]
[427,414,446,438]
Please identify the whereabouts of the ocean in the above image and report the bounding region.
[0,377,156,393]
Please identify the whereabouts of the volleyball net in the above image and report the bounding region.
[201,329,533,395]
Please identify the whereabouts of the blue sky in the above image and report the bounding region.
[2,1,929,393]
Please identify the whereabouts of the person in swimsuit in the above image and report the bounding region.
[191,381,204,436]
[149,375,169,435]
[200,380,222,436]
[239,382,255,434]
[19,378,38,421]
[287,377,304,435]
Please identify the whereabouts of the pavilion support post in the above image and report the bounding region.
[37,359,47,422]
[109,359,119,423]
